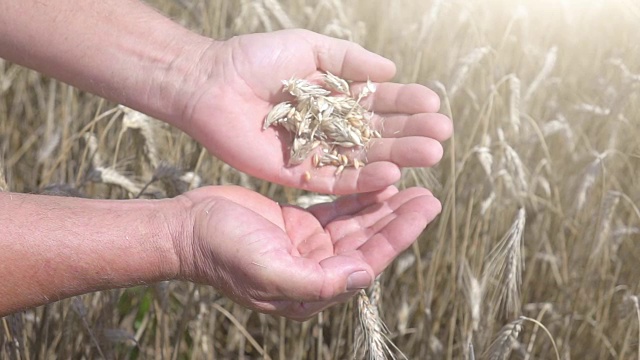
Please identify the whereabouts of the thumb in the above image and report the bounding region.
[272,253,374,302]
[299,30,396,82]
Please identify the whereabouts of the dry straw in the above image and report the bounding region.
[82,132,104,169]
[116,105,160,170]
[92,166,142,195]
[264,71,380,176]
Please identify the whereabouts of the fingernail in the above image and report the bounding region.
[347,271,372,291]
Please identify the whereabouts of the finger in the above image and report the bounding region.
[336,194,442,274]
[353,82,441,114]
[296,160,401,195]
[365,137,444,167]
[300,30,396,82]
[259,253,375,304]
[326,187,434,242]
[372,113,453,141]
[308,186,398,227]
[255,290,358,321]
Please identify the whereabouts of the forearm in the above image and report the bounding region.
[0,0,213,125]
[0,192,181,316]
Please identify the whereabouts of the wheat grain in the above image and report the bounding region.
[295,193,335,208]
[264,72,378,174]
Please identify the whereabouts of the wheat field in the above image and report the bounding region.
[1,0,640,359]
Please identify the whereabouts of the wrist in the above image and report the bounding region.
[143,197,187,282]
[146,36,225,132]
[163,193,198,281]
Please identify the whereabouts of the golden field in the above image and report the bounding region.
[1,0,640,358]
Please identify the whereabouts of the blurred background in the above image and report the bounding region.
[1,0,639,358]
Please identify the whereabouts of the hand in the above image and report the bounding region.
[178,29,452,194]
[173,185,441,320]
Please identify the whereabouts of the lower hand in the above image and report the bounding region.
[172,185,441,320]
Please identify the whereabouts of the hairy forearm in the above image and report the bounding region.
[0,0,213,125]
[0,192,181,316]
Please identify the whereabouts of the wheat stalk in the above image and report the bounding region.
[592,191,621,261]
[252,2,274,32]
[621,295,640,360]
[356,288,402,360]
[485,318,523,360]
[497,128,528,196]
[82,132,104,169]
[137,162,198,198]
[0,164,7,191]
[609,57,640,83]
[461,261,482,332]
[524,46,557,101]
[118,105,160,169]
[574,151,611,212]
[450,47,491,97]
[508,74,521,134]
[262,0,295,29]
[92,166,142,196]
[482,208,526,319]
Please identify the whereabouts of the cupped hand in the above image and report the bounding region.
[178,29,452,194]
[173,185,441,320]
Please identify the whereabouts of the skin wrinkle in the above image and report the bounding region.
[308,34,336,76]
[232,36,270,102]
[327,201,394,242]
[372,112,453,141]
[369,213,427,267]
[178,39,221,131]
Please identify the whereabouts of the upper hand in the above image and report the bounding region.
[177,29,452,194]
[172,185,441,320]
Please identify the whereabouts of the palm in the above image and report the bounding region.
[181,185,440,320]
[184,30,451,194]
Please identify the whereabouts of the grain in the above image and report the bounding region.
[264,72,379,174]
